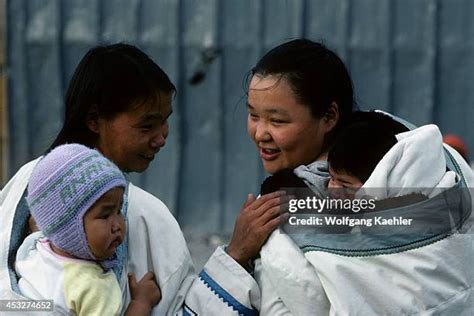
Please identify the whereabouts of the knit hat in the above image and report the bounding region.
[27,144,127,264]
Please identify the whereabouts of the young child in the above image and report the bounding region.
[15,144,160,315]
[327,111,408,195]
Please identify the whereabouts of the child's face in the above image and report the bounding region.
[83,187,125,260]
[328,168,363,199]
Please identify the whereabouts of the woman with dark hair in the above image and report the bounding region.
[247,39,354,174]
[247,39,473,315]
[0,43,285,315]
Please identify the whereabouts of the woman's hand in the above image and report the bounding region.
[126,272,161,315]
[227,191,288,268]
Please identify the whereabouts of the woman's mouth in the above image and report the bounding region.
[260,148,280,161]
[141,154,155,162]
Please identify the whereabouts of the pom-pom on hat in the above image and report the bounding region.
[27,144,126,262]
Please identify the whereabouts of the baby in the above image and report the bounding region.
[16,144,160,315]
[327,111,408,195]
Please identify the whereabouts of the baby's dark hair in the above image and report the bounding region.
[328,111,409,183]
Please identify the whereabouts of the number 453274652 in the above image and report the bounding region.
[0,300,54,312]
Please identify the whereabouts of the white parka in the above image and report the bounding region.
[255,125,474,315]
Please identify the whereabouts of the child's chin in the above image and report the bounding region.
[95,251,115,261]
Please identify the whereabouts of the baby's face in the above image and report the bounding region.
[328,168,363,199]
[83,187,125,260]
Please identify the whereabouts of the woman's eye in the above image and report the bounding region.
[139,124,157,132]
[249,113,259,119]
[271,119,287,124]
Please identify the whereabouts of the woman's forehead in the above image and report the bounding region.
[248,76,312,117]
[129,93,172,119]
[249,74,286,91]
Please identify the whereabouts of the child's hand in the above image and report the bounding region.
[128,272,161,312]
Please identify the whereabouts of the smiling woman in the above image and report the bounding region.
[86,93,172,173]
[250,39,474,315]
[247,39,354,175]
[247,75,334,174]
[48,44,175,174]
[0,43,284,316]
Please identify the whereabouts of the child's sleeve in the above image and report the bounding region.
[63,263,122,316]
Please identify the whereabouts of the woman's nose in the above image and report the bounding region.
[150,135,165,148]
[150,124,168,148]
[255,123,271,142]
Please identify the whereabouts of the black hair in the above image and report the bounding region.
[250,39,355,148]
[328,111,409,183]
[48,43,176,151]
